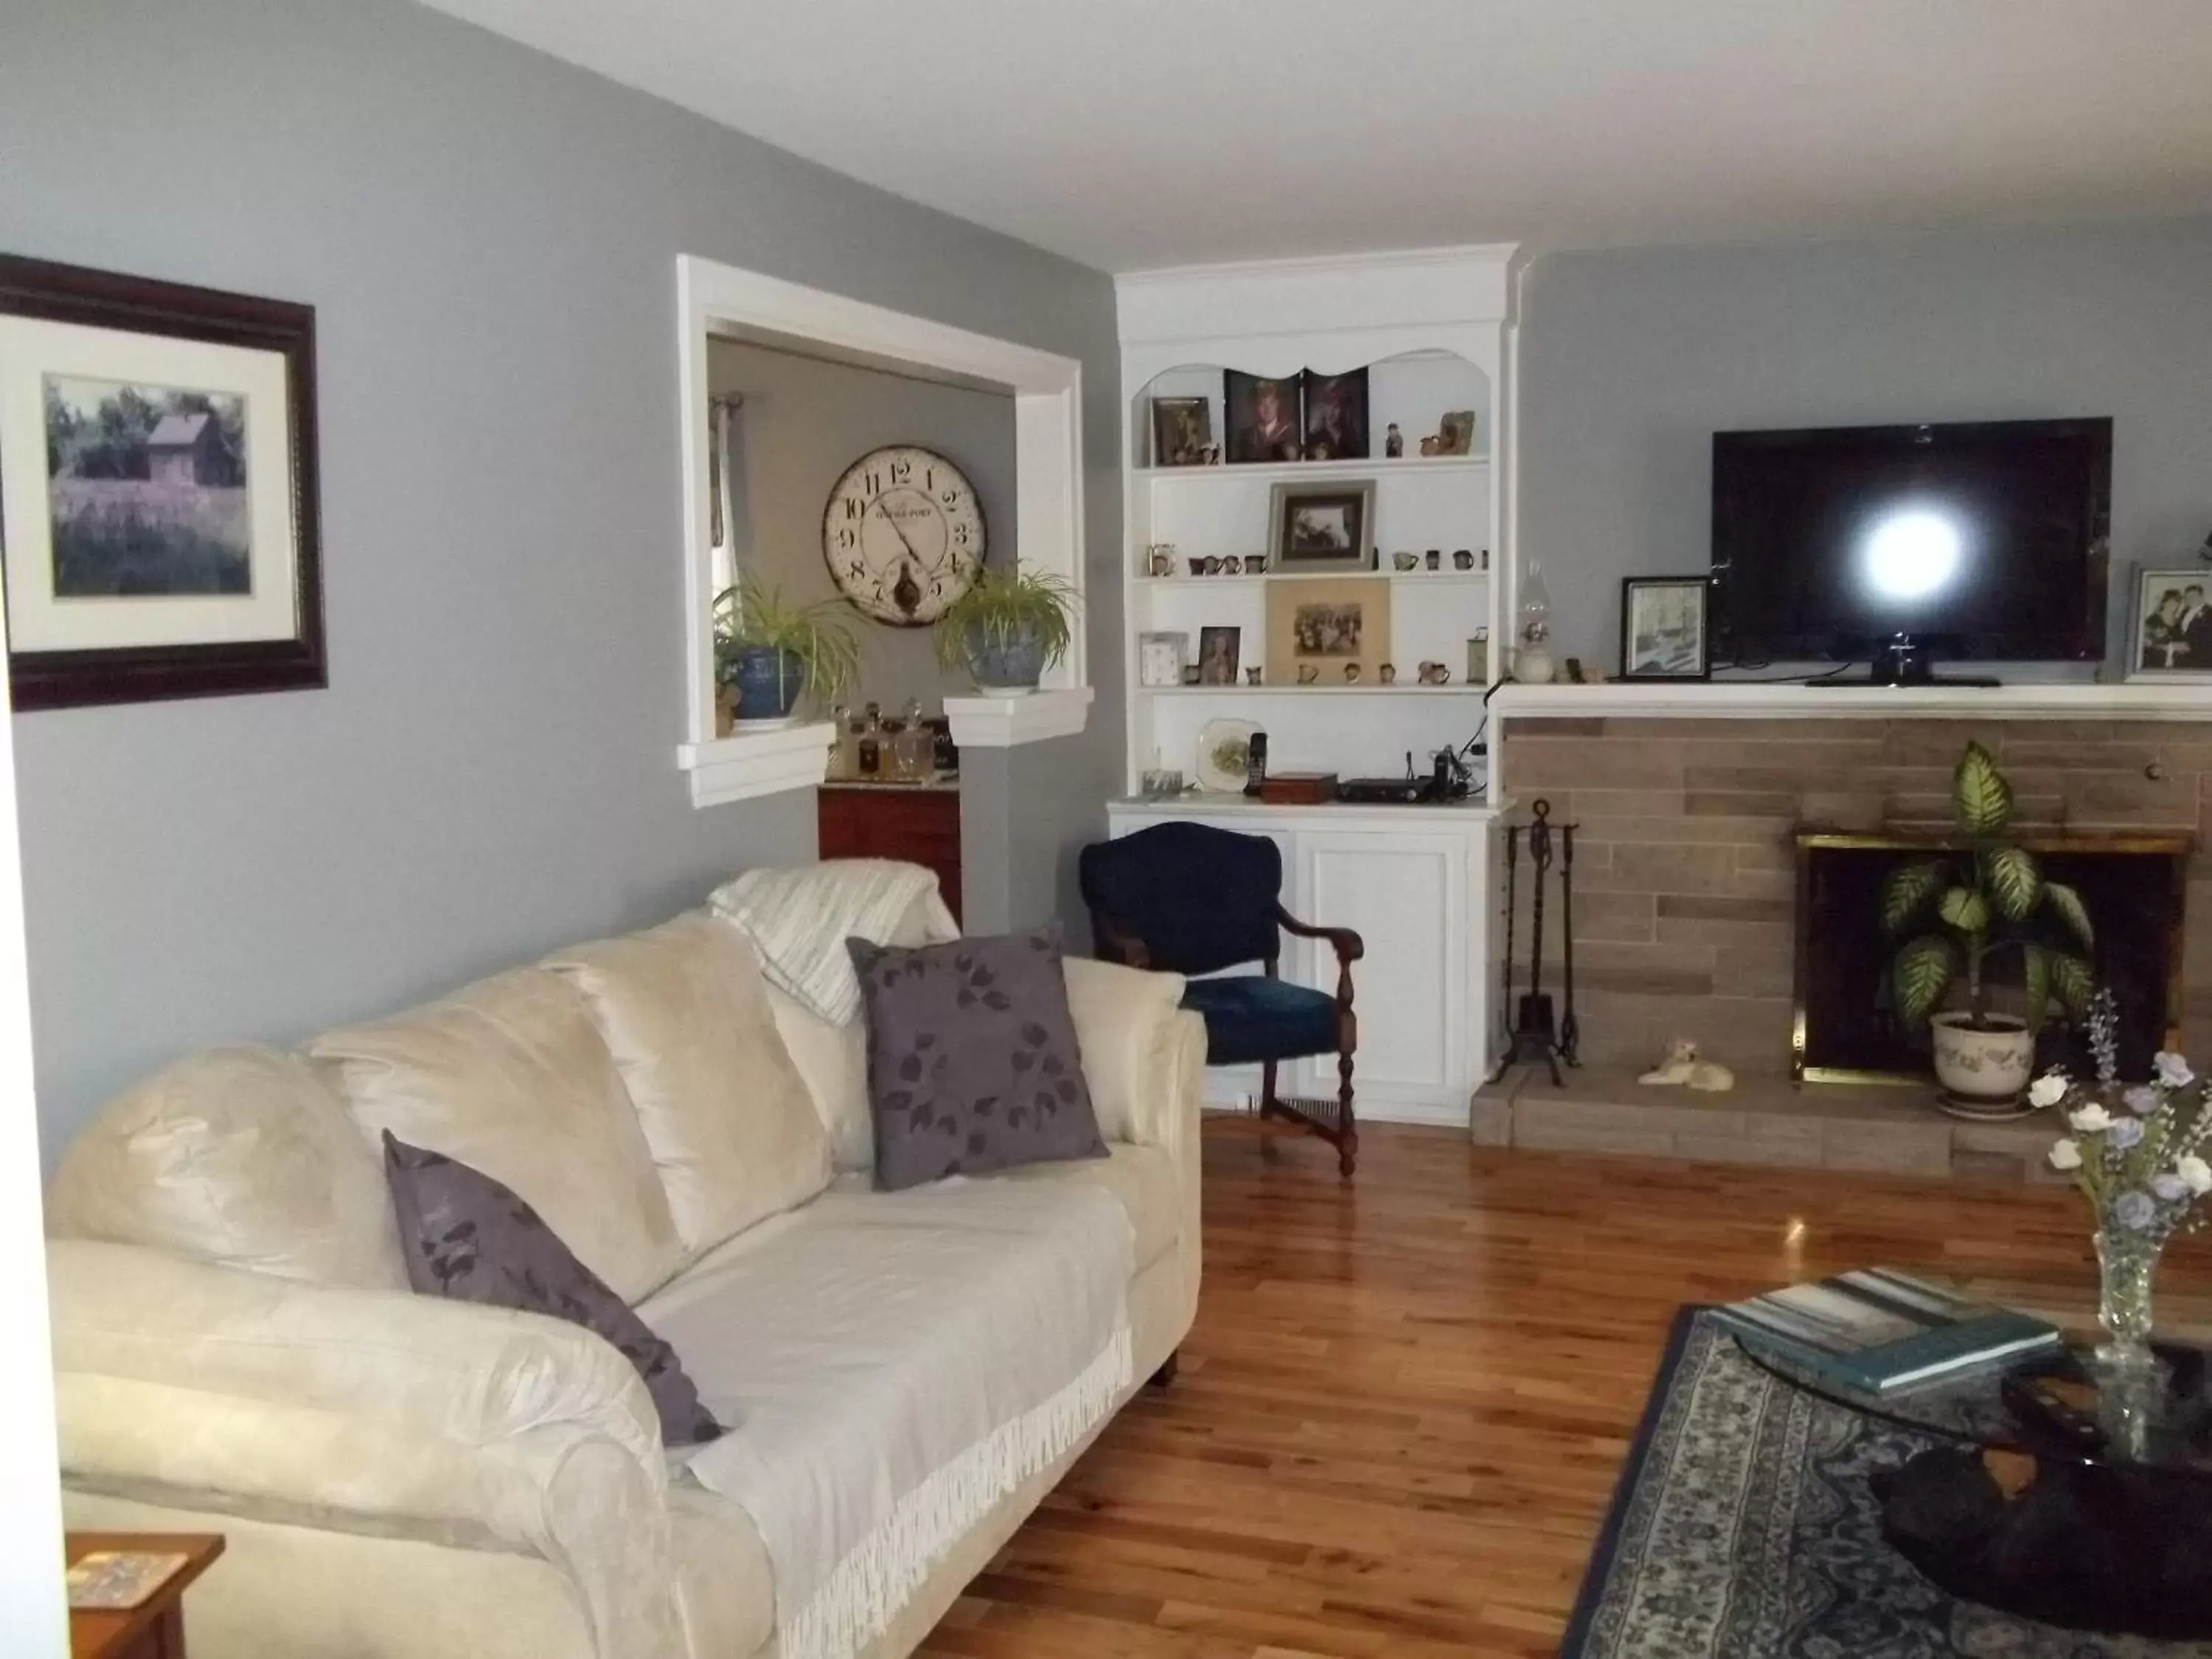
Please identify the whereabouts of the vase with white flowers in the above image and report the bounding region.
[2037,988,2212,1377]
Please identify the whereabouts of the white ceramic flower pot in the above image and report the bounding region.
[1930,1011,2035,1102]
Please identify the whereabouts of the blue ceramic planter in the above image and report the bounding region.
[730,646,805,721]
[964,625,1046,693]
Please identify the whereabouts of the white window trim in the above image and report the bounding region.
[674,256,1088,808]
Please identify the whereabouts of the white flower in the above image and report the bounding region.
[2028,1073,2070,1110]
[2155,1051,2197,1088]
[2180,1155,2212,1196]
[2110,1117,2146,1151]
[2048,1138,2083,1171]
[2123,1085,2163,1115]
[2069,1103,2114,1134]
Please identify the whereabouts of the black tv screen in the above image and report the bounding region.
[1710,418,2110,664]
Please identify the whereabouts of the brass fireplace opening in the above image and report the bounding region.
[1792,830,2190,1084]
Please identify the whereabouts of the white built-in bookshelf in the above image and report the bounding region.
[1114,247,1520,791]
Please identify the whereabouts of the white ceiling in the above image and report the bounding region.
[420,0,2212,272]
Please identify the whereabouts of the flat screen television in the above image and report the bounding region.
[1710,417,2110,677]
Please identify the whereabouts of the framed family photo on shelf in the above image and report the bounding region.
[1619,575,1710,681]
[1223,370,1302,465]
[1268,479,1374,574]
[0,254,324,709]
[2129,566,2212,680]
[1148,395,1212,467]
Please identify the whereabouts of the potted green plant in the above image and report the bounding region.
[933,566,1077,696]
[713,576,860,725]
[1882,740,2096,1102]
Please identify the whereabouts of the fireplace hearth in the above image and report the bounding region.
[1794,830,2190,1084]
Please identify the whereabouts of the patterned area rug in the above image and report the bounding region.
[1562,1309,2212,1658]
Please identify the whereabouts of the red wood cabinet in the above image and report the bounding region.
[817,785,962,925]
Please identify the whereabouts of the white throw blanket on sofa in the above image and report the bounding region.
[712,860,959,1026]
[648,1180,1133,1659]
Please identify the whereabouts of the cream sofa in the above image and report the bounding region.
[43,890,1204,1659]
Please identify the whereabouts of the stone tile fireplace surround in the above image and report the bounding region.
[1494,712,2212,1082]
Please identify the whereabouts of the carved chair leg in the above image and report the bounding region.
[1148,1349,1179,1388]
[1337,1046,1357,1179]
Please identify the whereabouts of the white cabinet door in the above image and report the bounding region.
[1291,830,1468,1118]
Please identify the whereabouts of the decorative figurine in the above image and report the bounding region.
[1343,662,1363,684]
[1148,545,1175,578]
[1425,549,1441,571]
[1246,555,1268,574]
[1384,422,1403,459]
[1186,556,1206,577]
[1378,662,1397,685]
[1296,664,1321,684]
[1453,549,1475,571]
[1393,551,1419,571]
[1245,667,1263,685]
[1222,555,1242,575]
[1419,434,1440,457]
[1638,1037,1736,1093]
[1201,556,1222,575]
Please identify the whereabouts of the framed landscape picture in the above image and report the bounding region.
[1619,576,1710,681]
[0,254,324,709]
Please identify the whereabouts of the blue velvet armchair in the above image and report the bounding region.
[1079,821,1363,1177]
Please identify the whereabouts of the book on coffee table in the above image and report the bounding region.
[1713,1267,2060,1394]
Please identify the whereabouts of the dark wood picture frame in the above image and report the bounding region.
[0,253,324,710]
[1618,575,1711,681]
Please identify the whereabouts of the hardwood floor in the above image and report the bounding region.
[921,1117,2212,1658]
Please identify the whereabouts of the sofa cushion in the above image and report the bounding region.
[1061,958,1188,1144]
[1180,973,1341,1067]
[849,927,1107,1192]
[764,893,945,1175]
[382,1133,723,1446]
[979,1142,1181,1271]
[46,1045,406,1290]
[309,966,685,1303]
[547,914,831,1259]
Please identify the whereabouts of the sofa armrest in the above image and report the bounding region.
[48,1239,683,1659]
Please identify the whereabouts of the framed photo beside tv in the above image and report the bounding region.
[2128,566,2212,680]
[1269,479,1374,573]
[1620,576,1711,681]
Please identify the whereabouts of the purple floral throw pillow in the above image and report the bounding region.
[381,1133,723,1447]
[847,925,1107,1192]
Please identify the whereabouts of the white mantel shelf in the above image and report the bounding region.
[1489,681,2212,723]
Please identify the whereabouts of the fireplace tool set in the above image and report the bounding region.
[1493,797,1579,1084]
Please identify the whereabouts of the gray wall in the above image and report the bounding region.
[1,0,1120,1158]
[1518,217,2212,670]
[707,341,1015,713]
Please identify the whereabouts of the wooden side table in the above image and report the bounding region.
[69,1533,223,1659]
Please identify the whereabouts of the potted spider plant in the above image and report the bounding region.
[933,566,1077,696]
[713,576,860,725]
[1882,740,2096,1103]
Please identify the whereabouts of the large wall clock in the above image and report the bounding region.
[822,445,985,626]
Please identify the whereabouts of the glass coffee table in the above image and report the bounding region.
[1733,1332,2212,1637]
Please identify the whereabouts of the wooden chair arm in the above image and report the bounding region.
[1090,910,1153,970]
[1276,905,1364,964]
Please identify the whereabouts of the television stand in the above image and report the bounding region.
[1807,634,2001,689]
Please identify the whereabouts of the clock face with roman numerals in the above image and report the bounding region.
[821,445,984,626]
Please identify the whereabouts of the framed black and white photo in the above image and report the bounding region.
[2129,566,2212,680]
[1148,396,1212,467]
[1268,480,1374,573]
[0,254,324,709]
[1223,370,1302,465]
[1619,576,1710,681]
[1299,368,1367,461]
[1196,625,1241,686]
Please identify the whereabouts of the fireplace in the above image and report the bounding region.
[1793,830,2191,1083]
